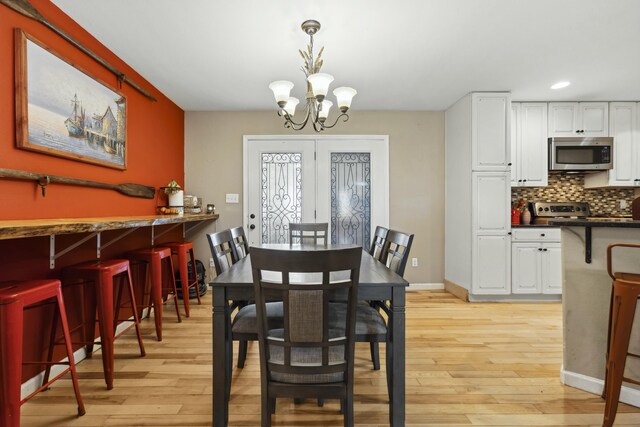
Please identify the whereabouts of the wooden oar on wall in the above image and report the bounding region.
[0,168,156,199]
[0,0,157,102]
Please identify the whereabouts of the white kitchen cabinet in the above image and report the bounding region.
[510,103,520,186]
[473,234,511,295]
[511,229,562,295]
[472,93,511,171]
[511,243,541,293]
[542,243,562,294]
[584,102,638,188]
[472,171,511,295]
[548,102,608,137]
[512,103,548,187]
[446,92,512,299]
[472,172,511,234]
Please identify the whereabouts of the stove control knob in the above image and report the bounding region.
[576,207,581,211]
[538,207,543,211]
[544,207,550,212]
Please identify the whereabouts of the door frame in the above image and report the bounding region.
[242,134,390,244]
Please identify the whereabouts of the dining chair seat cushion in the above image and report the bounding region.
[329,302,387,336]
[266,328,345,384]
[232,302,284,333]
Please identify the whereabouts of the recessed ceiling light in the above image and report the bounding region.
[551,81,571,90]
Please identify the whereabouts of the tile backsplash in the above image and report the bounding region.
[511,173,636,216]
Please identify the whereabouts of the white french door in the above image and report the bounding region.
[243,135,389,247]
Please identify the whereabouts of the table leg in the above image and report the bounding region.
[389,287,406,426]
[213,286,229,427]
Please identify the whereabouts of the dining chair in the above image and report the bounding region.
[250,246,362,427]
[206,230,284,372]
[289,222,328,245]
[230,226,250,260]
[333,229,414,397]
[369,226,389,261]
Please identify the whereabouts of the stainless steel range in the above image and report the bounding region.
[530,201,590,224]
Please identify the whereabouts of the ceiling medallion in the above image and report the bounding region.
[268,20,357,132]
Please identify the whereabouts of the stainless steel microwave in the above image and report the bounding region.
[548,137,613,171]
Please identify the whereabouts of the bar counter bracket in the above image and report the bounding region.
[49,232,99,269]
[585,226,592,264]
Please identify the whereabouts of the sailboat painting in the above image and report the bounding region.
[15,30,127,170]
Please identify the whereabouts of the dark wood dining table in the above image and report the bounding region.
[211,243,408,426]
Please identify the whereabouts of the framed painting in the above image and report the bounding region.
[15,29,127,170]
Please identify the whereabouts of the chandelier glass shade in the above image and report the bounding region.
[268,20,356,132]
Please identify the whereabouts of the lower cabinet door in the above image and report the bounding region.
[542,243,562,294]
[472,234,511,295]
[512,243,542,294]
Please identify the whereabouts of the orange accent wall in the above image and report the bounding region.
[0,0,184,219]
[0,1,187,381]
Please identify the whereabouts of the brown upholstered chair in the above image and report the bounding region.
[288,222,328,245]
[250,246,362,426]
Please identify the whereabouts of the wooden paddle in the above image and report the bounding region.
[0,168,156,199]
[0,0,157,102]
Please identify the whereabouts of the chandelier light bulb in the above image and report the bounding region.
[307,73,334,102]
[283,97,299,116]
[269,81,294,107]
[333,87,357,112]
[318,100,333,121]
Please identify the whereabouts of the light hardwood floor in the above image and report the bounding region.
[20,290,640,426]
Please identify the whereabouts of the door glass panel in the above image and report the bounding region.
[261,153,302,243]
[330,153,371,247]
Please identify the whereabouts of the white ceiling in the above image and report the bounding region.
[52,0,640,111]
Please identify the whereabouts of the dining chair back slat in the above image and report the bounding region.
[381,230,414,278]
[230,226,250,260]
[288,222,328,245]
[369,226,389,261]
[206,230,236,276]
[250,246,361,426]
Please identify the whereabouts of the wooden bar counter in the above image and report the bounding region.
[0,213,219,240]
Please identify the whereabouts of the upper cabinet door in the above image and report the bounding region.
[510,103,520,186]
[519,103,548,187]
[579,102,608,136]
[608,102,637,186]
[472,93,510,171]
[548,103,578,137]
[548,102,609,137]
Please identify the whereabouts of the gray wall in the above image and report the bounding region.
[184,110,444,284]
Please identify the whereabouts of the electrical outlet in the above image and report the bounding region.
[225,193,239,203]
[620,200,629,210]
[411,257,418,267]
[209,258,215,268]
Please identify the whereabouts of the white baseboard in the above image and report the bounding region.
[561,367,640,408]
[408,282,444,291]
[21,312,145,399]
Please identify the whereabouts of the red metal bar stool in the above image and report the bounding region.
[163,241,201,317]
[128,247,181,341]
[602,243,640,427]
[63,259,146,390]
[0,279,85,426]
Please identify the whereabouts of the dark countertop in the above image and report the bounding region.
[512,224,559,228]
[548,218,640,228]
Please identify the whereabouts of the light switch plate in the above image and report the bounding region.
[225,193,239,203]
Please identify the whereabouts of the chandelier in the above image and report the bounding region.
[268,20,357,132]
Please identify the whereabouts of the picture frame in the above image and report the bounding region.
[15,29,127,170]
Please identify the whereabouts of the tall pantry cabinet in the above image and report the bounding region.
[445,92,512,298]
